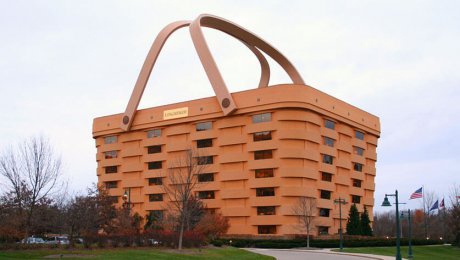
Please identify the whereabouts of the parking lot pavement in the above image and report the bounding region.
[245,248,402,260]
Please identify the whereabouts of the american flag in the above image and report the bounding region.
[409,187,423,199]
[439,198,445,209]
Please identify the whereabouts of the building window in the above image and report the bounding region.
[198,173,214,182]
[104,150,118,159]
[256,187,275,197]
[325,119,335,130]
[257,206,276,215]
[197,139,213,148]
[320,190,331,200]
[254,150,273,160]
[352,179,362,188]
[252,113,271,123]
[353,163,363,172]
[253,131,272,142]
[149,194,163,202]
[198,191,215,199]
[352,195,361,204]
[255,168,274,178]
[318,226,329,235]
[105,166,118,174]
[258,225,276,234]
[148,161,162,170]
[147,129,162,138]
[105,181,117,189]
[355,130,364,140]
[104,136,117,144]
[147,145,162,154]
[197,156,213,165]
[321,172,332,182]
[323,137,335,147]
[148,210,164,221]
[109,196,119,204]
[196,122,212,131]
[148,177,163,186]
[319,208,330,217]
[322,154,334,165]
[353,146,364,156]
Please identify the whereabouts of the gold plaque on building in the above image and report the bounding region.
[163,107,188,120]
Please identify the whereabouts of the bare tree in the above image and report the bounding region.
[0,136,63,238]
[162,149,207,250]
[418,189,436,238]
[292,196,316,248]
[449,183,460,206]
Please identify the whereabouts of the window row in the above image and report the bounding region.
[323,119,366,141]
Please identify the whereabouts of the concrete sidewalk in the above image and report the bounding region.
[246,248,405,260]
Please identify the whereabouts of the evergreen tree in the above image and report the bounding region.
[360,207,373,236]
[346,204,361,235]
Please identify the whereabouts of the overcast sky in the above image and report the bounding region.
[1,1,459,211]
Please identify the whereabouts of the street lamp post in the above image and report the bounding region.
[123,187,131,211]
[381,190,402,260]
[334,197,347,252]
[401,209,413,259]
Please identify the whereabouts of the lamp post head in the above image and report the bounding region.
[122,190,128,201]
[382,195,392,207]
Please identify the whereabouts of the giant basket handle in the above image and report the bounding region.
[121,20,271,131]
[122,14,305,131]
[189,14,305,116]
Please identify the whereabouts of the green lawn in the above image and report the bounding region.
[337,245,460,260]
[0,247,273,260]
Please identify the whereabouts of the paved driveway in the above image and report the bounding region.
[246,248,396,260]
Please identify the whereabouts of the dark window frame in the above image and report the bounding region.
[324,119,335,130]
[148,161,163,170]
[353,162,363,172]
[256,187,275,197]
[252,113,272,123]
[104,136,117,144]
[104,150,118,159]
[355,130,365,140]
[148,210,164,221]
[322,154,334,165]
[105,166,118,174]
[198,191,215,199]
[257,206,276,215]
[319,208,330,217]
[148,177,163,186]
[254,150,273,160]
[255,168,274,178]
[196,121,212,131]
[105,181,117,189]
[149,194,163,202]
[353,146,364,156]
[323,136,335,147]
[197,139,213,148]
[253,131,272,142]
[320,190,331,200]
[318,226,329,235]
[147,145,162,154]
[197,156,213,165]
[352,195,361,204]
[198,173,214,182]
[321,172,333,182]
[258,225,276,234]
[147,129,162,138]
[352,179,362,188]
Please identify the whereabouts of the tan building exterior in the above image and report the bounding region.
[93,84,380,237]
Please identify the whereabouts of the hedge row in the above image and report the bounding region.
[211,238,445,249]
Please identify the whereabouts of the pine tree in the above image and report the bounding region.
[346,204,361,235]
[360,207,373,236]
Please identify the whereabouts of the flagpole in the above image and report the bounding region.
[423,185,428,239]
